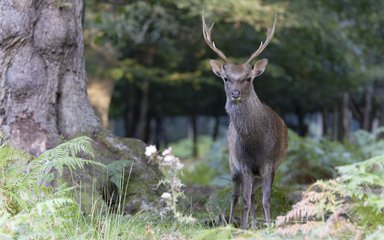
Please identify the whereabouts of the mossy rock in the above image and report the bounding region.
[65,130,163,215]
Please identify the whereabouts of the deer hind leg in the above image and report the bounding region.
[241,173,253,229]
[262,170,275,227]
[250,177,262,229]
[229,176,240,226]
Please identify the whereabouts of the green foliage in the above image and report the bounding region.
[1,132,383,238]
[181,137,229,187]
[182,162,217,186]
[277,154,384,238]
[279,130,357,185]
[105,159,132,193]
[85,0,384,123]
[0,136,105,238]
[351,127,384,158]
[171,135,214,160]
[278,129,384,188]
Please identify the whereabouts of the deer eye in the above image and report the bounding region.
[246,77,252,82]
[223,77,229,82]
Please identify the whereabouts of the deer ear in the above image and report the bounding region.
[252,58,268,78]
[209,60,224,77]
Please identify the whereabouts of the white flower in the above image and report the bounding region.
[163,155,176,165]
[161,192,172,200]
[162,147,172,156]
[145,145,157,158]
[176,161,184,170]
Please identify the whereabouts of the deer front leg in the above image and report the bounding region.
[241,173,253,229]
[262,170,275,227]
[250,177,261,229]
[229,179,240,226]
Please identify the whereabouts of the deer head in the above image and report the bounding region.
[202,13,277,103]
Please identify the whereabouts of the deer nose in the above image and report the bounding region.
[231,91,241,99]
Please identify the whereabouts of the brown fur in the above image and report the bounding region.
[203,13,286,229]
[211,62,288,229]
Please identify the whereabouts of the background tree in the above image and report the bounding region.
[85,0,384,149]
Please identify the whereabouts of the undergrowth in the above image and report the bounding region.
[1,128,384,239]
[276,154,384,239]
[0,134,104,239]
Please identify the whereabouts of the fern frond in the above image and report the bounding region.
[32,197,75,216]
[278,154,384,238]
[33,136,95,164]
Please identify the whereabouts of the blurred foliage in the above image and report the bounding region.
[279,130,357,185]
[84,0,384,126]
[351,127,384,158]
[180,127,384,229]
[179,136,229,187]
[280,128,384,188]
[181,128,384,191]
[170,135,213,160]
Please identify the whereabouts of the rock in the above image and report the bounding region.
[66,130,163,215]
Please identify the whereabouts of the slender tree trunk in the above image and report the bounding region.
[137,81,150,140]
[0,0,100,155]
[362,85,373,131]
[212,115,220,141]
[321,108,328,138]
[338,92,351,141]
[125,84,136,137]
[189,111,198,158]
[295,105,307,136]
[332,105,338,140]
[374,80,384,127]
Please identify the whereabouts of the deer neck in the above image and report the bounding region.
[226,91,266,137]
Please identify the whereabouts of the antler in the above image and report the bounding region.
[246,14,277,65]
[202,11,230,63]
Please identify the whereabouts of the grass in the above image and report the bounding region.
[2,130,384,239]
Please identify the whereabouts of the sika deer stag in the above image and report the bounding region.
[202,13,288,229]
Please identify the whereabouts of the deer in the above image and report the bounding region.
[202,13,288,229]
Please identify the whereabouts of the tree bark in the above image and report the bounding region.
[0,0,100,155]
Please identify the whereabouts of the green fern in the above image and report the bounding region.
[277,154,384,238]
[0,135,105,239]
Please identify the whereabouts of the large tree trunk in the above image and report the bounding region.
[0,0,100,155]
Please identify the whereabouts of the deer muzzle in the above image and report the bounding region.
[231,90,241,102]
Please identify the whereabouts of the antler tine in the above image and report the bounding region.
[202,11,230,63]
[246,14,277,65]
